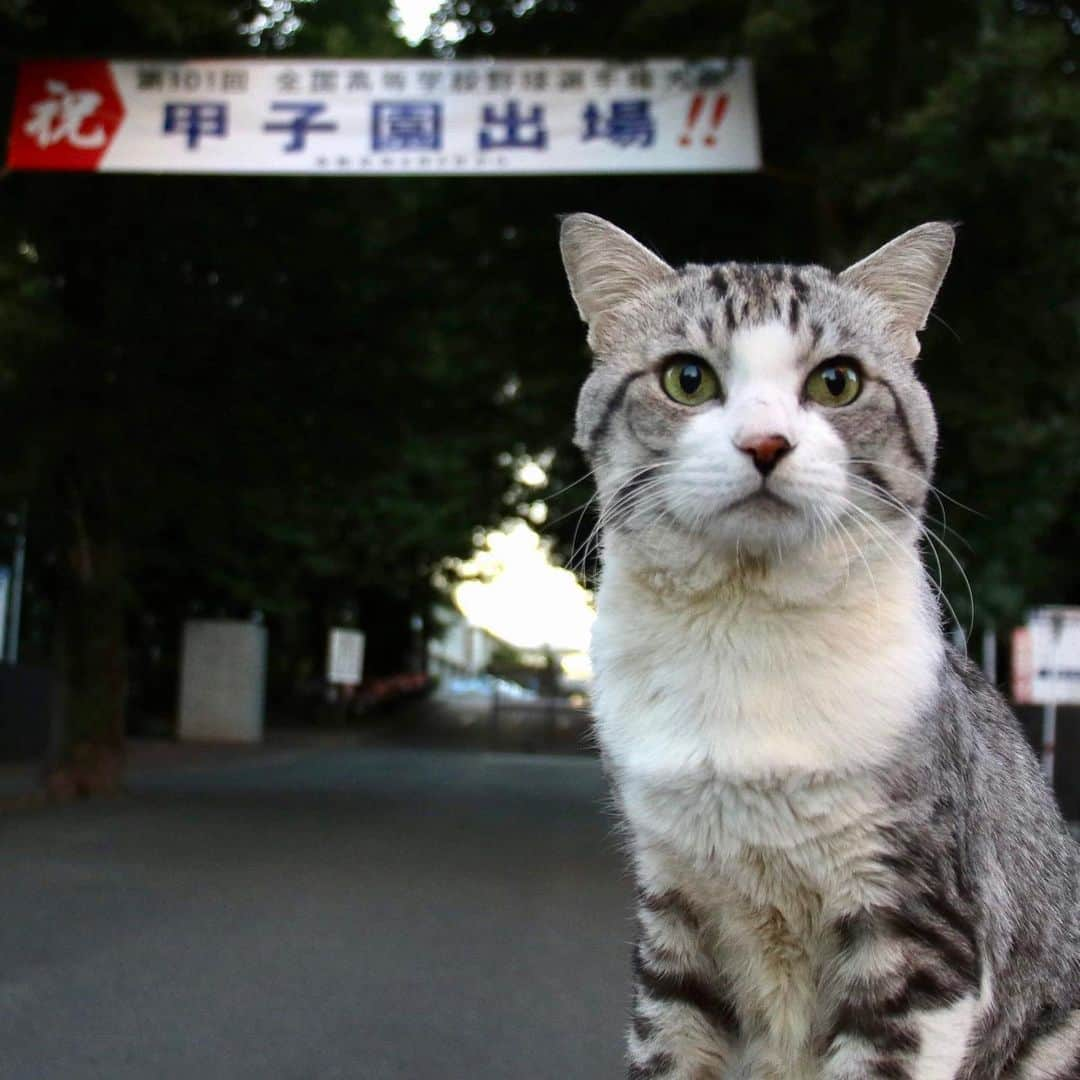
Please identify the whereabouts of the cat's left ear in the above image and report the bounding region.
[839,223,955,358]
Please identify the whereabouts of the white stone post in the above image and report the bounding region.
[178,619,267,743]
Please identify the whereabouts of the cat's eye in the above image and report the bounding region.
[660,355,720,407]
[805,359,862,407]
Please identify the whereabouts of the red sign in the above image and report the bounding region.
[1012,626,1033,704]
[7,60,125,171]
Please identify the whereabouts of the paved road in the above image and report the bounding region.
[0,747,633,1079]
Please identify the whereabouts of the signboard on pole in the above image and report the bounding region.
[5,58,760,176]
[1012,607,1080,706]
[327,628,365,687]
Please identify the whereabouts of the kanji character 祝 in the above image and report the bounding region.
[162,102,228,149]
[582,99,655,148]
[263,102,337,153]
[23,80,107,149]
[372,101,442,151]
[478,101,547,151]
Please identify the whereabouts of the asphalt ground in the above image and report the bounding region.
[0,746,633,1079]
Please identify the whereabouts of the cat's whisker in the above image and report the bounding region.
[567,489,603,572]
[547,491,600,530]
[927,308,962,342]
[842,479,973,641]
[836,488,920,572]
[840,465,974,551]
[845,470,974,610]
[831,510,881,613]
[826,490,935,622]
[592,473,672,540]
[569,460,673,574]
[828,462,954,549]
[541,467,597,505]
[579,484,675,583]
[819,504,855,595]
[623,488,687,546]
[846,458,986,519]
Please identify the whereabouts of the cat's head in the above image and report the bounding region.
[559,214,953,581]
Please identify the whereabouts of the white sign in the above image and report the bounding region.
[327,628,365,686]
[1012,607,1080,706]
[8,58,761,176]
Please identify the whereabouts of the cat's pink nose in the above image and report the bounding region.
[737,434,792,476]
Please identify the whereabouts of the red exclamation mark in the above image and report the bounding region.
[703,94,729,147]
[679,93,705,147]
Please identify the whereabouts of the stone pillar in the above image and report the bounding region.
[178,620,267,743]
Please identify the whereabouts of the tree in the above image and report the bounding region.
[0,0,546,788]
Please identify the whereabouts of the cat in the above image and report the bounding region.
[558,213,1080,1080]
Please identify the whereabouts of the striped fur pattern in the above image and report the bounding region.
[558,215,1080,1079]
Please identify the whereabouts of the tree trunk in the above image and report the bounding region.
[46,530,128,800]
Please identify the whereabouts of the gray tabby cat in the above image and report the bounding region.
[558,213,1080,1080]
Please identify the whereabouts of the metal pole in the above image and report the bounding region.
[0,568,7,660]
[982,625,997,685]
[6,502,26,664]
[1041,612,1064,785]
[1042,701,1057,784]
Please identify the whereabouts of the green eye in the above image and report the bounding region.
[661,355,720,406]
[805,359,861,407]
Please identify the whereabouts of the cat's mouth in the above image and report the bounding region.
[724,487,796,514]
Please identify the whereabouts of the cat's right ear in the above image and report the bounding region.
[559,214,674,330]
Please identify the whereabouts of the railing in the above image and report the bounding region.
[489,692,592,753]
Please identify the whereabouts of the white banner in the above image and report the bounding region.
[7,57,761,176]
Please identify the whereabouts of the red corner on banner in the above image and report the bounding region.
[7,60,125,171]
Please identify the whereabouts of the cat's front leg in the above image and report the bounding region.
[627,889,742,1079]
[819,905,981,1080]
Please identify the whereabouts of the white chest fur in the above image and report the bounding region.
[591,543,942,788]
[592,543,945,1075]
